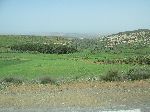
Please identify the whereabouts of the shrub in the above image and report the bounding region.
[101,70,121,81]
[125,67,150,80]
[39,76,56,84]
[2,77,23,84]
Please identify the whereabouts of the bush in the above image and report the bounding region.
[101,70,121,81]
[2,77,23,84]
[125,67,150,80]
[39,76,56,84]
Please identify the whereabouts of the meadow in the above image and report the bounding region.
[0,35,149,83]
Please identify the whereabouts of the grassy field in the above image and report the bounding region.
[0,35,149,82]
[0,52,133,80]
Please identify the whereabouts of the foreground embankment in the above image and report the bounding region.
[0,80,150,112]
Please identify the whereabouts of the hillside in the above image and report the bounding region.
[0,29,150,54]
[0,35,72,47]
[104,29,150,48]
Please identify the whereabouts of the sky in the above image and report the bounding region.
[0,0,150,35]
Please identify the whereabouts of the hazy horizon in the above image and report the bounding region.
[0,0,150,35]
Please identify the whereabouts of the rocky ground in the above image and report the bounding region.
[0,80,150,112]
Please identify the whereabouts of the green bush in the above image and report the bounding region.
[125,67,150,80]
[2,77,23,84]
[39,76,56,84]
[101,70,121,81]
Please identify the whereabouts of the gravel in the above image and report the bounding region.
[0,80,150,112]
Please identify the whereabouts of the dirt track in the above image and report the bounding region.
[0,80,150,111]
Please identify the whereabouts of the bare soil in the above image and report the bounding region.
[0,80,150,111]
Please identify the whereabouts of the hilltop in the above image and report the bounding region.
[104,29,150,48]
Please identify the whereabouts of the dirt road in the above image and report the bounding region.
[0,80,150,112]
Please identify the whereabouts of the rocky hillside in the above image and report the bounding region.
[104,29,150,48]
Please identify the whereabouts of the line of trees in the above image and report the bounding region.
[10,43,77,54]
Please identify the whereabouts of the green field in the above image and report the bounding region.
[0,35,150,82]
[0,52,133,80]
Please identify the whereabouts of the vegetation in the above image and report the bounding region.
[39,76,56,84]
[0,29,150,83]
[10,43,77,54]
[2,77,23,84]
[125,67,150,81]
[100,66,150,82]
[95,55,150,65]
[101,70,121,81]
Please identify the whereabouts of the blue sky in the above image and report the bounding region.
[0,0,150,34]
